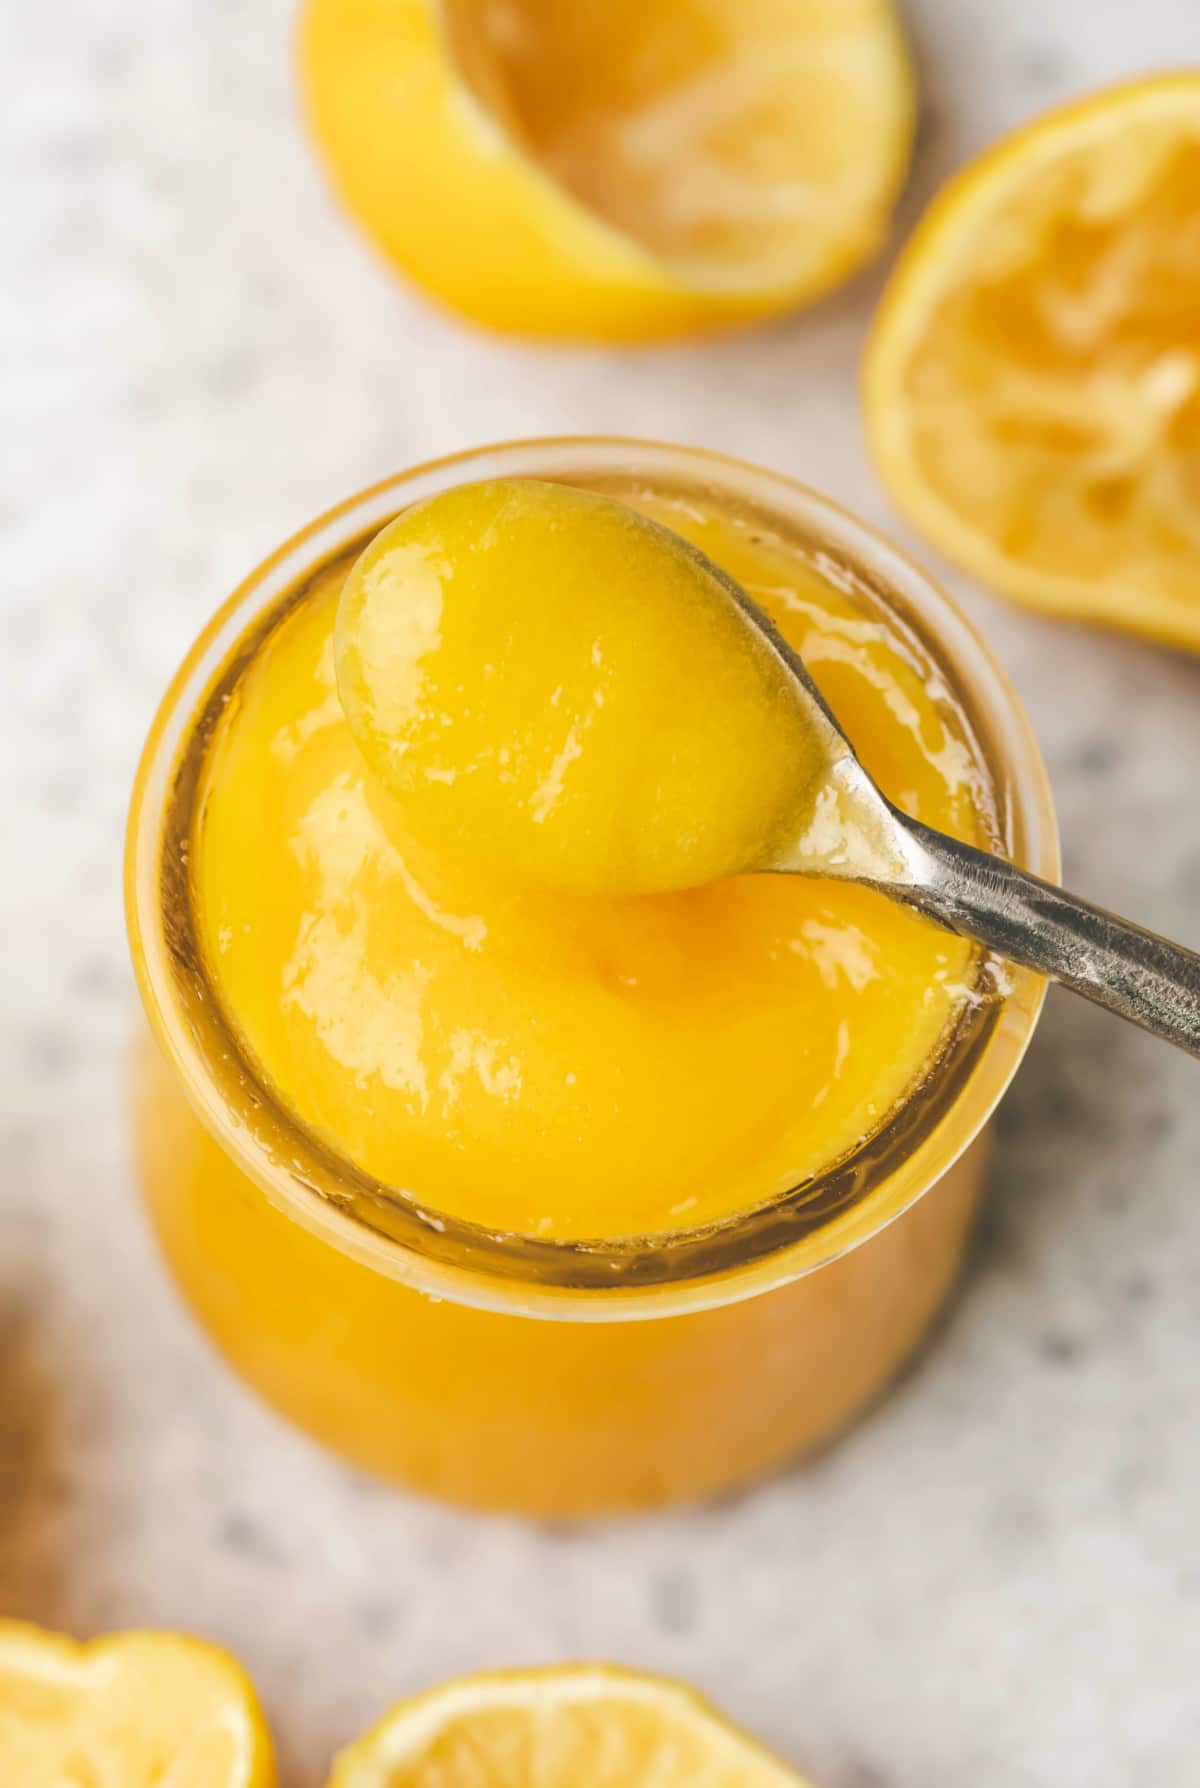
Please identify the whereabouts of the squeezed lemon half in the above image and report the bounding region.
[0,1622,275,1788]
[330,1665,812,1788]
[0,1631,815,1788]
[300,0,915,340]
[865,74,1200,651]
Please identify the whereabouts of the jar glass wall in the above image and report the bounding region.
[126,439,1057,1516]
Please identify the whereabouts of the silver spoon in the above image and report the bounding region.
[336,479,1199,1054]
[729,585,1200,1059]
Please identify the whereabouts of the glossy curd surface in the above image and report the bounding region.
[334,478,837,896]
[192,482,992,1241]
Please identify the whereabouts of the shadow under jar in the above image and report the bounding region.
[126,439,1056,1517]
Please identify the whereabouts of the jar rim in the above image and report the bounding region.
[126,437,1058,1321]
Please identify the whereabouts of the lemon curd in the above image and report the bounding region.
[193,486,984,1242]
[129,445,1052,1514]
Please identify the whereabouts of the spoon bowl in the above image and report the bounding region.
[740,592,1200,1057]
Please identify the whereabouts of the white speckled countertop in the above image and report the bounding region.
[2,0,1199,1781]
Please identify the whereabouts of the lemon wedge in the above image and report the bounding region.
[865,74,1200,650]
[330,1665,812,1788]
[0,1621,275,1788]
[300,0,914,340]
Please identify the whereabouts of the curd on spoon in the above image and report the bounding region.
[335,478,845,896]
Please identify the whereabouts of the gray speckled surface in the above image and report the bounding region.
[2,0,1199,1781]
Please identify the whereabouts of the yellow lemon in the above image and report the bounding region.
[865,74,1200,651]
[330,1665,813,1788]
[299,0,915,342]
[0,1621,275,1788]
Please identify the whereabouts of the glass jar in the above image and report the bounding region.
[126,439,1057,1516]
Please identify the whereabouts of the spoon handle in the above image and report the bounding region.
[895,814,1200,1058]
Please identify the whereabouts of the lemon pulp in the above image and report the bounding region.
[0,1623,274,1788]
[443,0,912,285]
[193,480,992,1240]
[866,75,1200,646]
[330,1665,807,1788]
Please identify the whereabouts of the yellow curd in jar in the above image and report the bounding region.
[192,482,987,1241]
[131,462,1015,1514]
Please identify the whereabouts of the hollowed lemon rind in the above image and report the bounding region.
[299,0,916,342]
